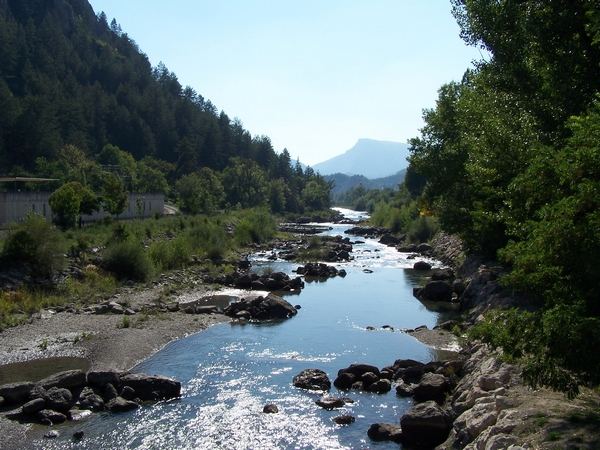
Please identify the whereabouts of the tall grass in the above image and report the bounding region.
[186,218,228,260]
[149,235,191,270]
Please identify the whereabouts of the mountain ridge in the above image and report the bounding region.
[313,138,410,179]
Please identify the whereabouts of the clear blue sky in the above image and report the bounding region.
[88,0,481,165]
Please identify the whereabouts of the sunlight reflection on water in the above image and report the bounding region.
[36,209,453,450]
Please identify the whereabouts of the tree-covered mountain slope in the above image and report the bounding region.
[0,0,330,213]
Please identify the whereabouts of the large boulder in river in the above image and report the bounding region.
[293,369,331,391]
[413,261,432,271]
[416,281,453,302]
[431,268,454,281]
[367,423,403,443]
[43,387,73,413]
[106,396,139,412]
[224,294,298,321]
[379,234,403,246]
[0,381,35,404]
[39,370,87,391]
[412,373,450,403]
[296,262,339,278]
[87,370,122,389]
[119,374,181,401]
[333,372,356,390]
[400,401,452,448]
[366,379,392,394]
[338,363,380,378]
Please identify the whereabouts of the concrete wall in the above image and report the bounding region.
[0,192,164,228]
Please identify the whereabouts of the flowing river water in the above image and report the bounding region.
[39,208,455,449]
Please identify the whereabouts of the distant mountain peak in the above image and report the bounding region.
[313,139,409,179]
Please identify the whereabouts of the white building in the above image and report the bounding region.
[0,178,164,228]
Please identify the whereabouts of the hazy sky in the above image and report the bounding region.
[88,0,481,165]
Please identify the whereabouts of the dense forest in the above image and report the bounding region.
[400,0,600,395]
[0,0,330,214]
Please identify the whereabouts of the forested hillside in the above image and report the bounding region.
[406,0,600,395]
[0,0,330,213]
[325,169,405,198]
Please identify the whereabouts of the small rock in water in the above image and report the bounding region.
[262,404,279,414]
[294,305,301,310]
[365,326,375,331]
[73,431,84,440]
[44,430,60,439]
[333,415,355,425]
[315,396,345,410]
[367,423,402,442]
[363,269,374,273]
[381,325,394,330]
[292,369,331,391]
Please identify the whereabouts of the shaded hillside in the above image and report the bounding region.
[313,139,409,179]
[0,0,330,212]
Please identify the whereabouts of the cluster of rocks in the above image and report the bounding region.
[320,236,353,262]
[333,364,392,393]
[291,356,466,446]
[215,270,304,292]
[0,369,181,432]
[295,263,346,279]
[223,293,299,321]
[412,263,466,305]
[344,226,388,238]
[292,210,345,224]
[278,224,332,235]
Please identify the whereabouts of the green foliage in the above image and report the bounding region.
[0,2,326,215]
[102,173,128,216]
[103,239,154,281]
[233,208,276,245]
[135,162,169,194]
[49,181,99,228]
[0,214,66,278]
[149,236,191,270]
[223,158,268,208]
[336,186,395,212]
[301,179,331,211]
[407,216,439,244]
[175,168,224,214]
[403,1,600,394]
[49,182,83,229]
[186,217,228,260]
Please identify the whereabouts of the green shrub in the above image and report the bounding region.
[407,216,439,243]
[149,236,191,270]
[104,239,154,281]
[234,208,275,245]
[0,214,66,278]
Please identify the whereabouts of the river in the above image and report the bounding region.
[40,208,454,449]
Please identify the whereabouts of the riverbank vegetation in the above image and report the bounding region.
[333,0,600,396]
[404,1,600,396]
[0,208,278,330]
